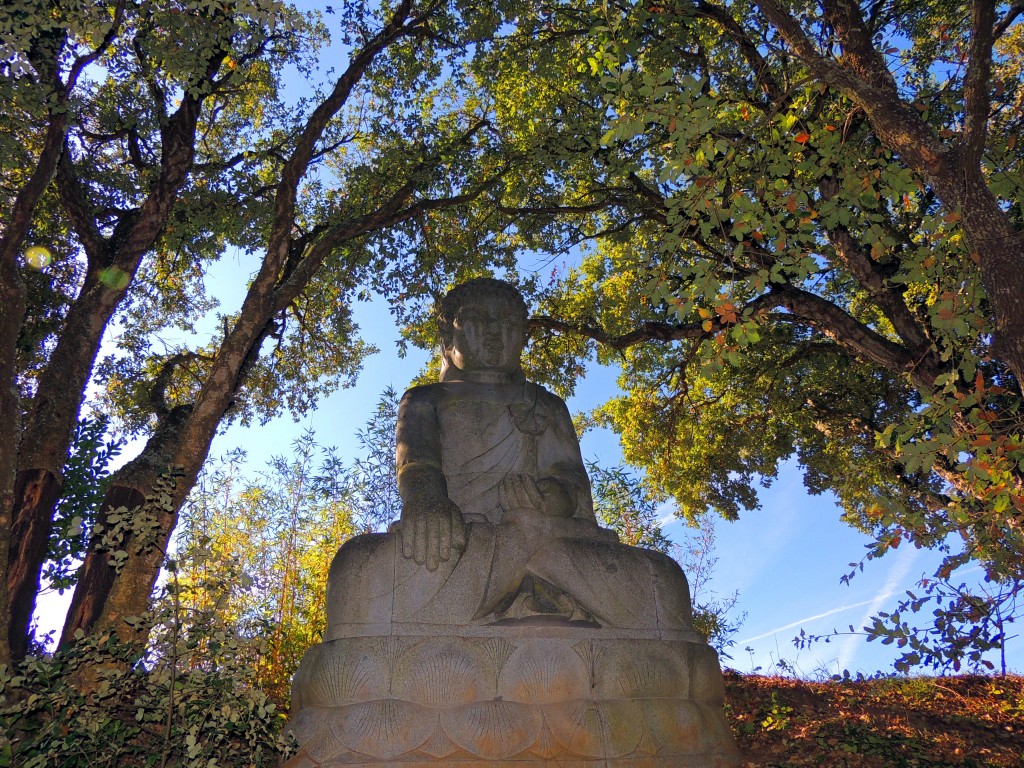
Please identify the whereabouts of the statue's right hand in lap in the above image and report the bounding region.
[399,492,467,572]
[396,462,467,571]
[500,474,574,518]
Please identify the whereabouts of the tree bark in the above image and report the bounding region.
[0,33,74,666]
[60,411,188,647]
[0,254,27,668]
[0,6,128,660]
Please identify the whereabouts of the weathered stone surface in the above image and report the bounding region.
[285,279,740,767]
[291,635,737,765]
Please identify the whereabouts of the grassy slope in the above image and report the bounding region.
[724,672,1024,767]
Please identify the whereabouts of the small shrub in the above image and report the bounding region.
[0,624,296,767]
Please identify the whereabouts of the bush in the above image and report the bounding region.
[0,620,296,767]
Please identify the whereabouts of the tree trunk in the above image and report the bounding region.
[9,270,144,657]
[931,167,1024,386]
[7,471,62,659]
[7,50,213,657]
[60,409,192,647]
[0,45,71,665]
[0,258,26,668]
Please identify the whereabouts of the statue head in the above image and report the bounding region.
[438,278,528,381]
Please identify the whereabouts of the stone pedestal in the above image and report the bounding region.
[285,525,741,767]
[287,629,737,767]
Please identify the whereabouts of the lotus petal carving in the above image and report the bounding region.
[642,698,706,755]
[544,700,643,758]
[394,643,483,705]
[301,644,389,707]
[497,641,590,703]
[593,642,687,699]
[333,699,435,759]
[441,700,540,758]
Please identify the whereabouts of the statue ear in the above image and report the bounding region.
[438,320,454,349]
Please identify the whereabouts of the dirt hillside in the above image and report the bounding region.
[724,671,1024,767]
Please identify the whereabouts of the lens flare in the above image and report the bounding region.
[99,267,131,290]
[24,245,52,269]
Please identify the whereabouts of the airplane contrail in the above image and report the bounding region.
[737,594,901,645]
[837,548,918,669]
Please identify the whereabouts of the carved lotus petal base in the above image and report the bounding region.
[285,633,741,767]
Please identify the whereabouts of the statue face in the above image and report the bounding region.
[447,297,525,373]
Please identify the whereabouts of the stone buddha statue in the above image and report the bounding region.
[286,278,740,768]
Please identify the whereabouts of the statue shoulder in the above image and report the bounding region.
[527,381,572,415]
[399,382,446,407]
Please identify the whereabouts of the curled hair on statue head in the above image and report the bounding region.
[436,277,528,348]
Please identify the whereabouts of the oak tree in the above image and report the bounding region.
[393,0,1024,667]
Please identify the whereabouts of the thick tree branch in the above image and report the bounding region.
[533,281,932,388]
[962,0,997,165]
[149,352,199,416]
[772,284,935,386]
[757,0,948,175]
[994,2,1024,38]
[55,147,106,262]
[267,0,426,261]
[758,0,1024,390]
[529,292,787,349]
[818,177,940,377]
